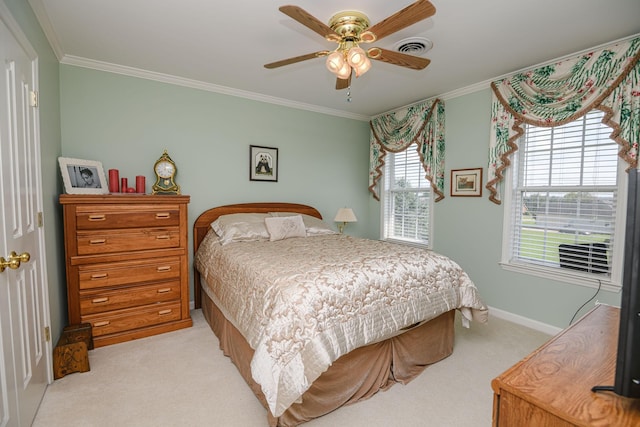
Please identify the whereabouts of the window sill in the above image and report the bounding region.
[499,261,621,293]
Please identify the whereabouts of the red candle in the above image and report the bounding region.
[121,177,128,193]
[108,169,119,192]
[136,176,145,194]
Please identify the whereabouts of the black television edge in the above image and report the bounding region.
[614,167,640,398]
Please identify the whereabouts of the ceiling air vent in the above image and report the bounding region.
[394,37,433,56]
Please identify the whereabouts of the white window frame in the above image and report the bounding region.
[379,145,434,248]
[499,114,627,292]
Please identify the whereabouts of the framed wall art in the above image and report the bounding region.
[451,168,483,197]
[58,157,109,194]
[250,145,278,182]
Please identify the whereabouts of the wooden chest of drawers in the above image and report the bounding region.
[60,194,192,347]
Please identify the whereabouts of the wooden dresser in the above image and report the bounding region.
[60,194,192,347]
[491,304,640,426]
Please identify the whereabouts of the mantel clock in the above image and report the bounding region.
[152,150,180,195]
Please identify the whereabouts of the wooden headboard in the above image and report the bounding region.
[192,202,322,308]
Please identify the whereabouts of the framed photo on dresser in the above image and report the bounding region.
[58,157,109,194]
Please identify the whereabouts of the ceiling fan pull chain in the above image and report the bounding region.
[346,86,352,102]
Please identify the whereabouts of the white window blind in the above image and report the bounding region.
[383,145,431,245]
[508,110,619,277]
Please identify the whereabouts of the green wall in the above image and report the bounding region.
[59,65,373,307]
[54,53,628,332]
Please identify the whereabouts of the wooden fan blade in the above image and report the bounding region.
[264,51,330,69]
[335,72,352,90]
[365,0,436,41]
[279,5,340,41]
[368,48,431,70]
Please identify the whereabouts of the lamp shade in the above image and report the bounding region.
[334,208,357,223]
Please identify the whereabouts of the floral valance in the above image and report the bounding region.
[487,36,640,204]
[369,98,445,201]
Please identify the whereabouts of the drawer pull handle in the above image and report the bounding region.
[89,239,106,245]
[157,288,172,294]
[93,321,110,327]
[155,213,171,219]
[158,309,172,315]
[156,235,170,240]
[88,214,106,221]
[156,266,171,272]
[90,273,108,280]
[92,297,109,304]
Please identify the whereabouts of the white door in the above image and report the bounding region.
[0,6,52,427]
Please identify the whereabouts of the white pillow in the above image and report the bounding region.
[269,212,337,236]
[264,215,307,241]
[211,213,270,245]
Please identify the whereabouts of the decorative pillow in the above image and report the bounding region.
[264,215,307,241]
[210,213,270,245]
[269,212,338,236]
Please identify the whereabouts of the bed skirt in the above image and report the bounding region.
[201,289,455,426]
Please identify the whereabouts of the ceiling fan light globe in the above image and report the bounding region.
[347,46,367,67]
[326,51,346,74]
[353,57,371,77]
[336,62,352,79]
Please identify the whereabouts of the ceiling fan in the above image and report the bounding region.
[264,1,436,90]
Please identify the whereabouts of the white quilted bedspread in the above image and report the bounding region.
[195,232,488,417]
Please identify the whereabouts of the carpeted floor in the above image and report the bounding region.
[33,309,551,426]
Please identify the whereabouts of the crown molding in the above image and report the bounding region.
[28,0,63,60]
[1,2,37,59]
[60,55,371,122]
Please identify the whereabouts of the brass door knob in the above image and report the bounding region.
[0,251,31,273]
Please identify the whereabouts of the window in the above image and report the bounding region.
[382,144,432,246]
[501,110,626,289]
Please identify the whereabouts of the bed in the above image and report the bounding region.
[193,202,488,426]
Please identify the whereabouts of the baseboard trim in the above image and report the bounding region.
[488,305,563,336]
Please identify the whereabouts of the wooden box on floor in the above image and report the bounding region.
[53,323,93,379]
[63,322,94,349]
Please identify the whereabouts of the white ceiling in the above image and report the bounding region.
[29,0,640,120]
